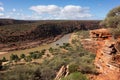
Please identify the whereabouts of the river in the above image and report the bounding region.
[0,33,72,59]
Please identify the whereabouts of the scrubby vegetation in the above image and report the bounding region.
[0,30,96,80]
[100,6,120,28]
[61,72,88,80]
[100,6,120,38]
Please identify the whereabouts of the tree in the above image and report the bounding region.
[20,54,25,59]
[10,54,19,61]
[100,6,120,38]
[100,6,120,28]
[10,54,15,61]
[29,52,37,59]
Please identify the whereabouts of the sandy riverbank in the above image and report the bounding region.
[0,52,8,55]
[0,34,64,52]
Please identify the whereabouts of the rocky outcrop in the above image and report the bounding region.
[90,28,112,40]
[81,28,112,53]
[87,28,120,80]
[54,65,69,80]
[81,39,98,53]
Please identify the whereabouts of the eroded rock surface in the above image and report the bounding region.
[54,65,69,80]
[83,28,120,80]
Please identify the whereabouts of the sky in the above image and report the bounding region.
[0,0,119,20]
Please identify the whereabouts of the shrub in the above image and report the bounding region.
[10,54,19,61]
[29,51,44,59]
[61,72,88,80]
[37,52,44,58]
[40,67,55,80]
[69,64,79,73]
[33,68,43,80]
[0,64,41,80]
[59,43,71,50]
[20,54,25,59]
[1,57,8,62]
[49,47,54,53]
[31,53,37,59]
[24,56,32,62]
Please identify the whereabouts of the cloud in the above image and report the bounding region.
[0,5,93,20]
[0,13,4,16]
[0,6,4,12]
[30,5,60,14]
[29,5,92,20]
[0,13,11,18]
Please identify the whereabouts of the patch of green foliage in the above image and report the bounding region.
[61,72,88,80]
[100,6,120,28]
[1,57,8,62]
[10,54,20,62]
[20,54,26,59]
[100,6,120,38]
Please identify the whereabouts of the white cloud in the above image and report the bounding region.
[30,5,60,14]
[0,13,4,16]
[0,5,93,20]
[29,5,92,20]
[0,13,11,18]
[0,6,4,12]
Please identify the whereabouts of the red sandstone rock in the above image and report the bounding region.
[83,28,120,80]
[90,28,112,40]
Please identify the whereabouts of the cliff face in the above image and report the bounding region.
[82,28,120,80]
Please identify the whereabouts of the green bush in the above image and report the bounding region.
[0,64,40,80]
[24,56,32,62]
[59,43,71,50]
[1,57,8,62]
[69,64,79,73]
[10,54,19,61]
[49,47,54,53]
[61,72,88,80]
[29,51,44,59]
[100,6,120,28]
[20,54,25,59]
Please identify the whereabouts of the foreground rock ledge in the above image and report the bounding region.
[82,28,120,80]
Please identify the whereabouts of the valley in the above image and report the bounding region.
[0,5,120,80]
